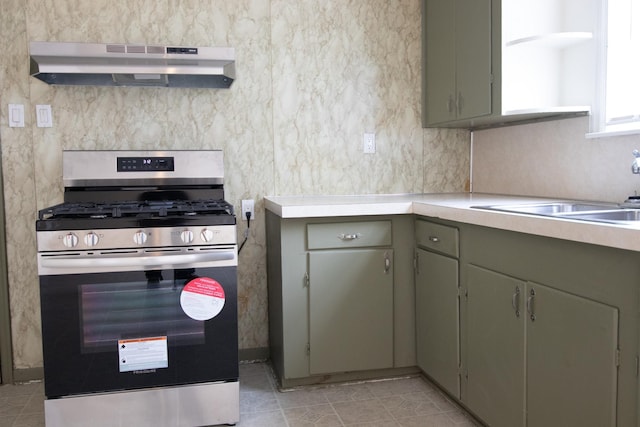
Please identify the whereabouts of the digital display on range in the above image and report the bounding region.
[117,156,175,172]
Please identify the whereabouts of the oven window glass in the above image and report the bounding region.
[79,269,204,353]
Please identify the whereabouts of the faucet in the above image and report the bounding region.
[632,150,640,174]
[624,150,640,207]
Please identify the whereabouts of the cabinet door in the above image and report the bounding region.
[465,265,525,427]
[424,0,492,125]
[424,0,457,125]
[308,249,393,375]
[415,248,459,396]
[455,0,492,121]
[526,282,618,427]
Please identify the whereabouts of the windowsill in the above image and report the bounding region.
[586,127,640,139]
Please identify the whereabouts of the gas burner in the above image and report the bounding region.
[36,150,236,232]
[39,199,235,221]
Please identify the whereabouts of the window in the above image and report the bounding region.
[592,0,640,135]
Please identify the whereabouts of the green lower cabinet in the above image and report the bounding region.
[526,282,618,427]
[466,265,526,427]
[415,247,460,396]
[308,249,394,375]
[466,264,619,427]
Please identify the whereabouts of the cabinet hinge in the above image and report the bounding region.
[306,343,310,356]
[615,348,621,367]
[304,272,310,287]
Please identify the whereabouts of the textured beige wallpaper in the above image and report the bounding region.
[472,116,640,204]
[0,0,470,369]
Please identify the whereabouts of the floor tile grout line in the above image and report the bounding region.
[2,363,482,427]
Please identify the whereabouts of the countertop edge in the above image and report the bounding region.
[264,194,640,252]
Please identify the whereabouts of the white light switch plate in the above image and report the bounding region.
[36,105,53,128]
[8,104,24,128]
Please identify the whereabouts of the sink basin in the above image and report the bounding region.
[564,209,640,223]
[472,201,640,225]
[473,202,619,216]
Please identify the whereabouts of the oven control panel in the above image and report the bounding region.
[117,156,175,172]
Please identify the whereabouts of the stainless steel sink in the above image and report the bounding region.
[563,209,640,223]
[473,202,620,216]
[471,201,640,225]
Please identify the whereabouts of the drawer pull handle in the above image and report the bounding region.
[428,235,440,243]
[338,233,361,241]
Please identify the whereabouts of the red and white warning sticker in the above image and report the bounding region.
[180,277,226,321]
[118,336,168,373]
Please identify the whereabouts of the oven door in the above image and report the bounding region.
[38,246,238,399]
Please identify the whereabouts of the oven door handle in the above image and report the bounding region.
[40,249,236,270]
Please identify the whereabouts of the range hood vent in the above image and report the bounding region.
[29,41,236,88]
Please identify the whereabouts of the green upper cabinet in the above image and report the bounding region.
[422,0,598,129]
[423,0,492,125]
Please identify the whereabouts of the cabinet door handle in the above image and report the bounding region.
[512,286,520,317]
[447,94,455,114]
[384,251,391,274]
[338,233,360,241]
[526,288,536,321]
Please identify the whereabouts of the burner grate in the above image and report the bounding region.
[38,199,235,220]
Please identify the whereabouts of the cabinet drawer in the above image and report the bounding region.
[416,220,459,258]
[307,220,392,250]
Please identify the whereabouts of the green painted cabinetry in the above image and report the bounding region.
[422,0,597,129]
[423,0,492,126]
[460,223,638,427]
[415,219,460,397]
[266,212,415,388]
[466,265,525,427]
[466,264,618,427]
[309,248,393,374]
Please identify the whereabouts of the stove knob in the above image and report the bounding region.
[133,231,148,245]
[200,229,214,242]
[84,232,100,247]
[180,230,194,244]
[62,233,79,248]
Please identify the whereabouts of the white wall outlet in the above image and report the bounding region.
[241,199,255,220]
[363,132,376,154]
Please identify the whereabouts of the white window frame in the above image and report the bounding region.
[588,0,640,137]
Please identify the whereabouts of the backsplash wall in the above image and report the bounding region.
[472,116,640,203]
[0,0,469,371]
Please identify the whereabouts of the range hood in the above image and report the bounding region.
[29,41,236,88]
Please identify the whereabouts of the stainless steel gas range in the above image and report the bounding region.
[36,150,239,427]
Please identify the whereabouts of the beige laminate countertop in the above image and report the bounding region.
[264,193,640,253]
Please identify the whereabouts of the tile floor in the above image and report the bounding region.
[0,362,481,427]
